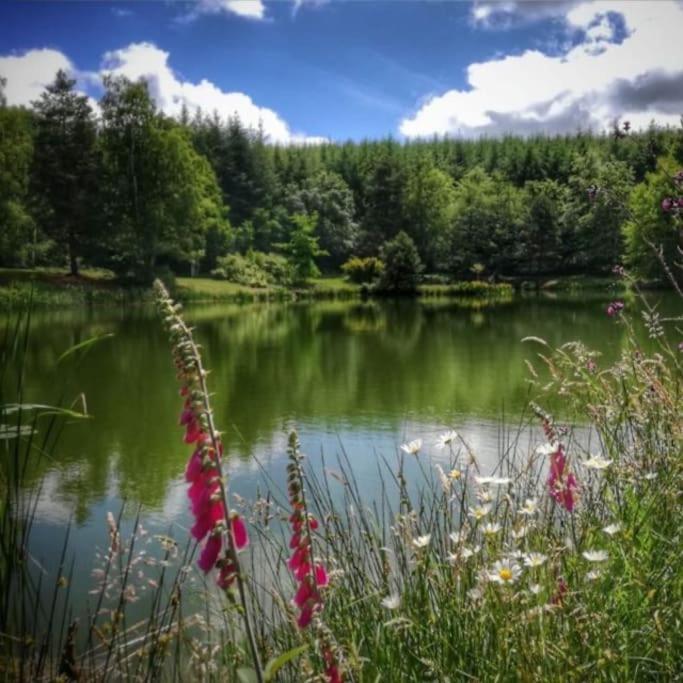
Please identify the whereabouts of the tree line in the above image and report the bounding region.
[1,70,682,284]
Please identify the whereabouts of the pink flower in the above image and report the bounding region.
[606,301,624,317]
[198,534,222,573]
[184,449,203,483]
[190,501,225,541]
[230,513,249,551]
[547,446,578,512]
[662,197,674,212]
[217,559,237,590]
[297,605,314,628]
[184,419,203,444]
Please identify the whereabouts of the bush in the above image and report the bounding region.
[376,231,423,294]
[210,252,292,288]
[341,256,385,284]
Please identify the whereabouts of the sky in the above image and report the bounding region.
[1,0,683,143]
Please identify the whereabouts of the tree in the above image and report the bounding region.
[517,180,567,274]
[286,171,358,269]
[31,70,97,275]
[377,231,423,294]
[624,156,682,282]
[0,103,36,266]
[401,161,455,271]
[99,76,227,281]
[447,168,525,277]
[278,213,327,284]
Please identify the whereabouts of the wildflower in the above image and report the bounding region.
[518,498,538,516]
[524,552,547,568]
[482,522,501,537]
[679,341,683,352]
[467,587,484,602]
[381,594,400,610]
[582,549,608,563]
[550,577,568,606]
[512,525,530,541]
[488,560,522,585]
[412,534,431,549]
[643,471,658,480]
[449,530,466,544]
[529,583,542,595]
[448,467,462,480]
[400,439,422,455]
[436,430,458,449]
[286,433,330,632]
[546,444,579,512]
[603,523,622,536]
[477,488,493,503]
[582,455,612,470]
[586,570,602,582]
[606,301,624,317]
[468,504,491,521]
[661,197,674,212]
[461,545,481,559]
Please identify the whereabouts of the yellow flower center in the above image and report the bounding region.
[449,469,462,480]
[499,568,513,582]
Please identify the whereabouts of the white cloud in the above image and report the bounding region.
[401,0,683,138]
[0,48,73,106]
[102,42,322,143]
[188,0,266,21]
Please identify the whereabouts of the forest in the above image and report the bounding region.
[1,70,683,288]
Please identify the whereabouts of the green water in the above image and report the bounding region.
[3,290,679,612]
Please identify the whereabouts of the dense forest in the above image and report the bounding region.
[1,70,682,286]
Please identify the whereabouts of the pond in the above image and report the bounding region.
[4,290,679,621]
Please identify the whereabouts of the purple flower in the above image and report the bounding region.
[662,197,674,213]
[606,301,624,317]
[678,341,683,352]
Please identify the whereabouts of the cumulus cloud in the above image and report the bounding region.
[102,42,322,143]
[0,48,73,105]
[401,1,683,138]
[0,42,322,144]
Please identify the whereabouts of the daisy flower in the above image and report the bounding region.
[582,549,608,563]
[436,430,458,449]
[603,523,622,536]
[381,594,400,609]
[523,552,547,568]
[448,468,462,481]
[482,522,501,537]
[475,475,511,486]
[401,439,422,456]
[582,455,613,470]
[585,570,602,582]
[468,505,491,521]
[488,560,522,585]
[518,498,538,516]
[412,534,431,549]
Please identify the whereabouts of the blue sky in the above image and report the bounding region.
[1,1,683,142]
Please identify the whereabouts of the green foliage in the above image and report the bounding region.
[278,213,327,284]
[624,156,682,281]
[341,256,385,284]
[211,251,291,288]
[446,167,526,277]
[377,231,423,293]
[0,106,36,267]
[401,161,455,270]
[31,70,98,275]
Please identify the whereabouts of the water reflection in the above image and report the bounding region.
[4,291,677,523]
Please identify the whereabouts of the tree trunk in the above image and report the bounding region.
[68,233,79,276]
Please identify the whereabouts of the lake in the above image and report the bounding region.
[4,289,678,618]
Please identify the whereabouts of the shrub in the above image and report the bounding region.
[376,231,423,294]
[211,253,269,288]
[251,251,292,286]
[341,256,385,284]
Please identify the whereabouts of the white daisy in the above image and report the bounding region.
[381,594,400,609]
[401,439,422,455]
[468,505,491,521]
[449,530,466,544]
[603,523,622,536]
[435,464,451,493]
[412,534,431,549]
[582,549,608,563]
[582,455,613,470]
[529,583,542,595]
[448,468,462,481]
[487,559,522,585]
[643,471,658,481]
[512,525,530,541]
[461,545,481,559]
[477,489,493,503]
[585,570,602,582]
[523,552,547,568]
[518,498,539,516]
[482,522,501,537]
[436,430,458,449]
